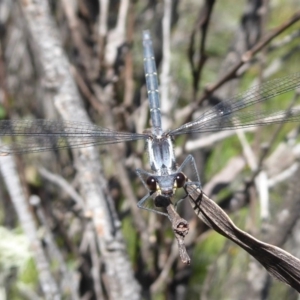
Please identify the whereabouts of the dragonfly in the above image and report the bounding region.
[1,30,300,217]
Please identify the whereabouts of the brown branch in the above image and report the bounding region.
[150,202,191,293]
[188,0,215,98]
[166,204,190,265]
[203,11,300,101]
[61,0,97,80]
[179,10,300,125]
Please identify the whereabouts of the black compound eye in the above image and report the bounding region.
[175,172,186,188]
[146,176,157,191]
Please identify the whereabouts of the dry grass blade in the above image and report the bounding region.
[185,182,300,292]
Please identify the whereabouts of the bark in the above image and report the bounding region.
[18,0,141,299]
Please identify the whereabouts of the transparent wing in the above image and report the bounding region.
[0,120,149,155]
[169,73,300,136]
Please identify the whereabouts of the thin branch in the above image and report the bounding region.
[176,127,256,155]
[104,0,129,65]
[248,90,300,187]
[268,162,299,187]
[38,167,85,209]
[86,222,104,300]
[166,204,190,264]
[178,10,300,124]
[160,0,172,131]
[30,195,80,299]
[150,239,181,293]
[188,0,215,97]
[61,0,96,79]
[98,0,109,38]
[0,152,60,299]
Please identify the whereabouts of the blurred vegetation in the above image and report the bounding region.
[1,0,300,299]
